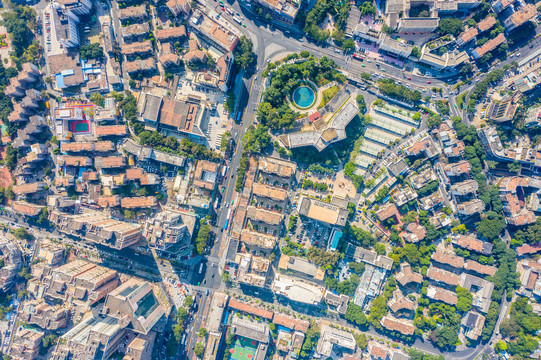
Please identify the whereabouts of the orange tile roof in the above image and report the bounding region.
[13,182,43,194]
[97,196,121,208]
[517,243,541,256]
[121,197,157,209]
[272,314,309,332]
[380,316,415,335]
[155,26,186,41]
[95,125,127,136]
[432,251,464,269]
[12,201,44,216]
[126,168,143,180]
[464,260,497,276]
[427,266,461,286]
[228,299,273,319]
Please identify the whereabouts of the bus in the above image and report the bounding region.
[223,209,232,230]
[236,111,242,123]
[199,263,204,274]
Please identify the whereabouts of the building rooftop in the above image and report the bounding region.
[272,274,324,305]
[452,235,493,255]
[431,250,465,269]
[465,260,497,276]
[95,125,127,136]
[252,182,287,201]
[278,254,325,280]
[121,197,157,208]
[427,266,461,286]
[298,196,348,226]
[380,316,415,335]
[427,285,458,305]
[118,5,147,20]
[316,324,356,357]
[472,33,506,58]
[258,156,296,178]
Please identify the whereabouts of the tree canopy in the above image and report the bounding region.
[438,18,463,36]
[234,36,255,69]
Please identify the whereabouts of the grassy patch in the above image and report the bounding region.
[318,85,339,109]
[456,90,468,110]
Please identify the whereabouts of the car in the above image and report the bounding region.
[427,81,431,84]
[102,3,107,9]
[406,77,411,80]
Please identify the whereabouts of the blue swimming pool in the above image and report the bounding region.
[292,85,316,109]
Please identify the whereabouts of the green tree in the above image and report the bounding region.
[234,36,255,69]
[345,302,368,326]
[455,286,472,312]
[194,343,204,358]
[438,18,463,36]
[79,43,104,60]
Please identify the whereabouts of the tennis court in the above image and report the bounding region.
[228,336,257,360]
[69,119,90,133]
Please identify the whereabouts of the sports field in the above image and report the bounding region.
[228,335,257,360]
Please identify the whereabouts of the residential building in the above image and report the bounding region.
[166,0,191,17]
[504,4,537,32]
[452,235,493,255]
[462,311,486,341]
[443,160,471,176]
[280,97,359,151]
[251,0,300,24]
[457,199,485,216]
[9,328,43,360]
[29,259,119,306]
[191,11,239,53]
[431,250,465,269]
[230,317,270,359]
[316,325,356,358]
[144,210,197,254]
[324,290,349,315]
[19,300,69,330]
[52,315,126,360]
[427,266,461,287]
[272,274,324,305]
[12,201,45,217]
[48,211,142,249]
[118,5,147,23]
[203,292,229,360]
[375,203,399,222]
[396,263,423,287]
[121,197,158,209]
[121,23,150,41]
[125,333,156,360]
[471,33,506,59]
[427,285,458,305]
[380,316,415,335]
[236,253,270,288]
[95,125,128,137]
[400,222,426,243]
[155,26,186,42]
[277,254,325,282]
[0,239,22,291]
[450,180,478,196]
[12,182,45,196]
